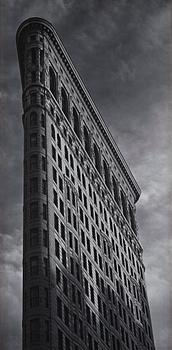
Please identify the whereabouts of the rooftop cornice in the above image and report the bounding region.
[16,17,141,202]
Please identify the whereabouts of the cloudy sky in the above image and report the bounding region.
[0,1,171,349]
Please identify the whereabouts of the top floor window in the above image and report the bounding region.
[129,205,136,234]
[103,160,111,190]
[112,176,119,205]
[94,143,101,174]
[83,125,91,157]
[121,191,128,220]
[61,87,69,121]
[73,107,81,140]
[49,66,57,99]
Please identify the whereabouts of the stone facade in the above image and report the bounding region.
[16,17,155,350]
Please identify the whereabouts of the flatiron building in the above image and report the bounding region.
[16,17,155,350]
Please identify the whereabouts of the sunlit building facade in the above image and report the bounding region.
[16,17,155,350]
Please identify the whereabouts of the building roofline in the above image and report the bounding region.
[16,17,141,202]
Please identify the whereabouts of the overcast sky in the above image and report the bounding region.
[0,1,171,349]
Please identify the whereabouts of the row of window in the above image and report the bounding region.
[49,80,136,230]
[50,137,139,271]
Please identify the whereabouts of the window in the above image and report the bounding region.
[62,248,67,267]
[65,337,71,350]
[30,286,39,307]
[31,71,36,83]
[81,229,85,245]
[30,318,40,343]
[30,228,39,247]
[82,173,86,188]
[30,112,37,127]
[56,266,61,285]
[53,189,58,206]
[83,125,91,156]
[41,135,45,148]
[58,155,62,170]
[103,159,111,189]
[42,156,46,171]
[74,237,78,254]
[59,176,63,192]
[77,166,81,180]
[121,191,128,219]
[112,176,119,204]
[30,256,39,276]
[57,296,62,319]
[49,66,57,98]
[58,329,63,350]
[31,47,36,65]
[52,167,57,183]
[61,87,69,120]
[83,253,87,270]
[70,154,74,170]
[68,208,71,223]
[64,305,69,326]
[44,288,49,307]
[45,320,49,342]
[129,204,136,233]
[43,203,47,220]
[43,257,48,276]
[94,143,101,174]
[55,239,60,258]
[30,92,37,104]
[51,124,55,140]
[73,107,81,139]
[76,262,80,281]
[88,261,93,278]
[54,213,59,231]
[57,133,61,149]
[88,333,93,350]
[52,145,56,161]
[64,145,69,161]
[86,304,91,323]
[30,202,38,219]
[90,285,94,303]
[30,177,38,194]
[43,230,48,248]
[60,198,64,216]
[61,222,65,241]
[30,154,38,170]
[63,275,68,296]
[42,179,46,194]
[30,133,37,147]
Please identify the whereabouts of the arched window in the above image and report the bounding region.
[73,107,81,139]
[103,160,111,190]
[112,176,119,205]
[94,143,101,174]
[30,112,37,127]
[121,191,128,220]
[49,66,57,98]
[83,125,91,157]
[61,87,69,120]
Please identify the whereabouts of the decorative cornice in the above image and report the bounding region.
[16,17,141,202]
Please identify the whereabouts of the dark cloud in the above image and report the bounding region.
[0,1,171,349]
